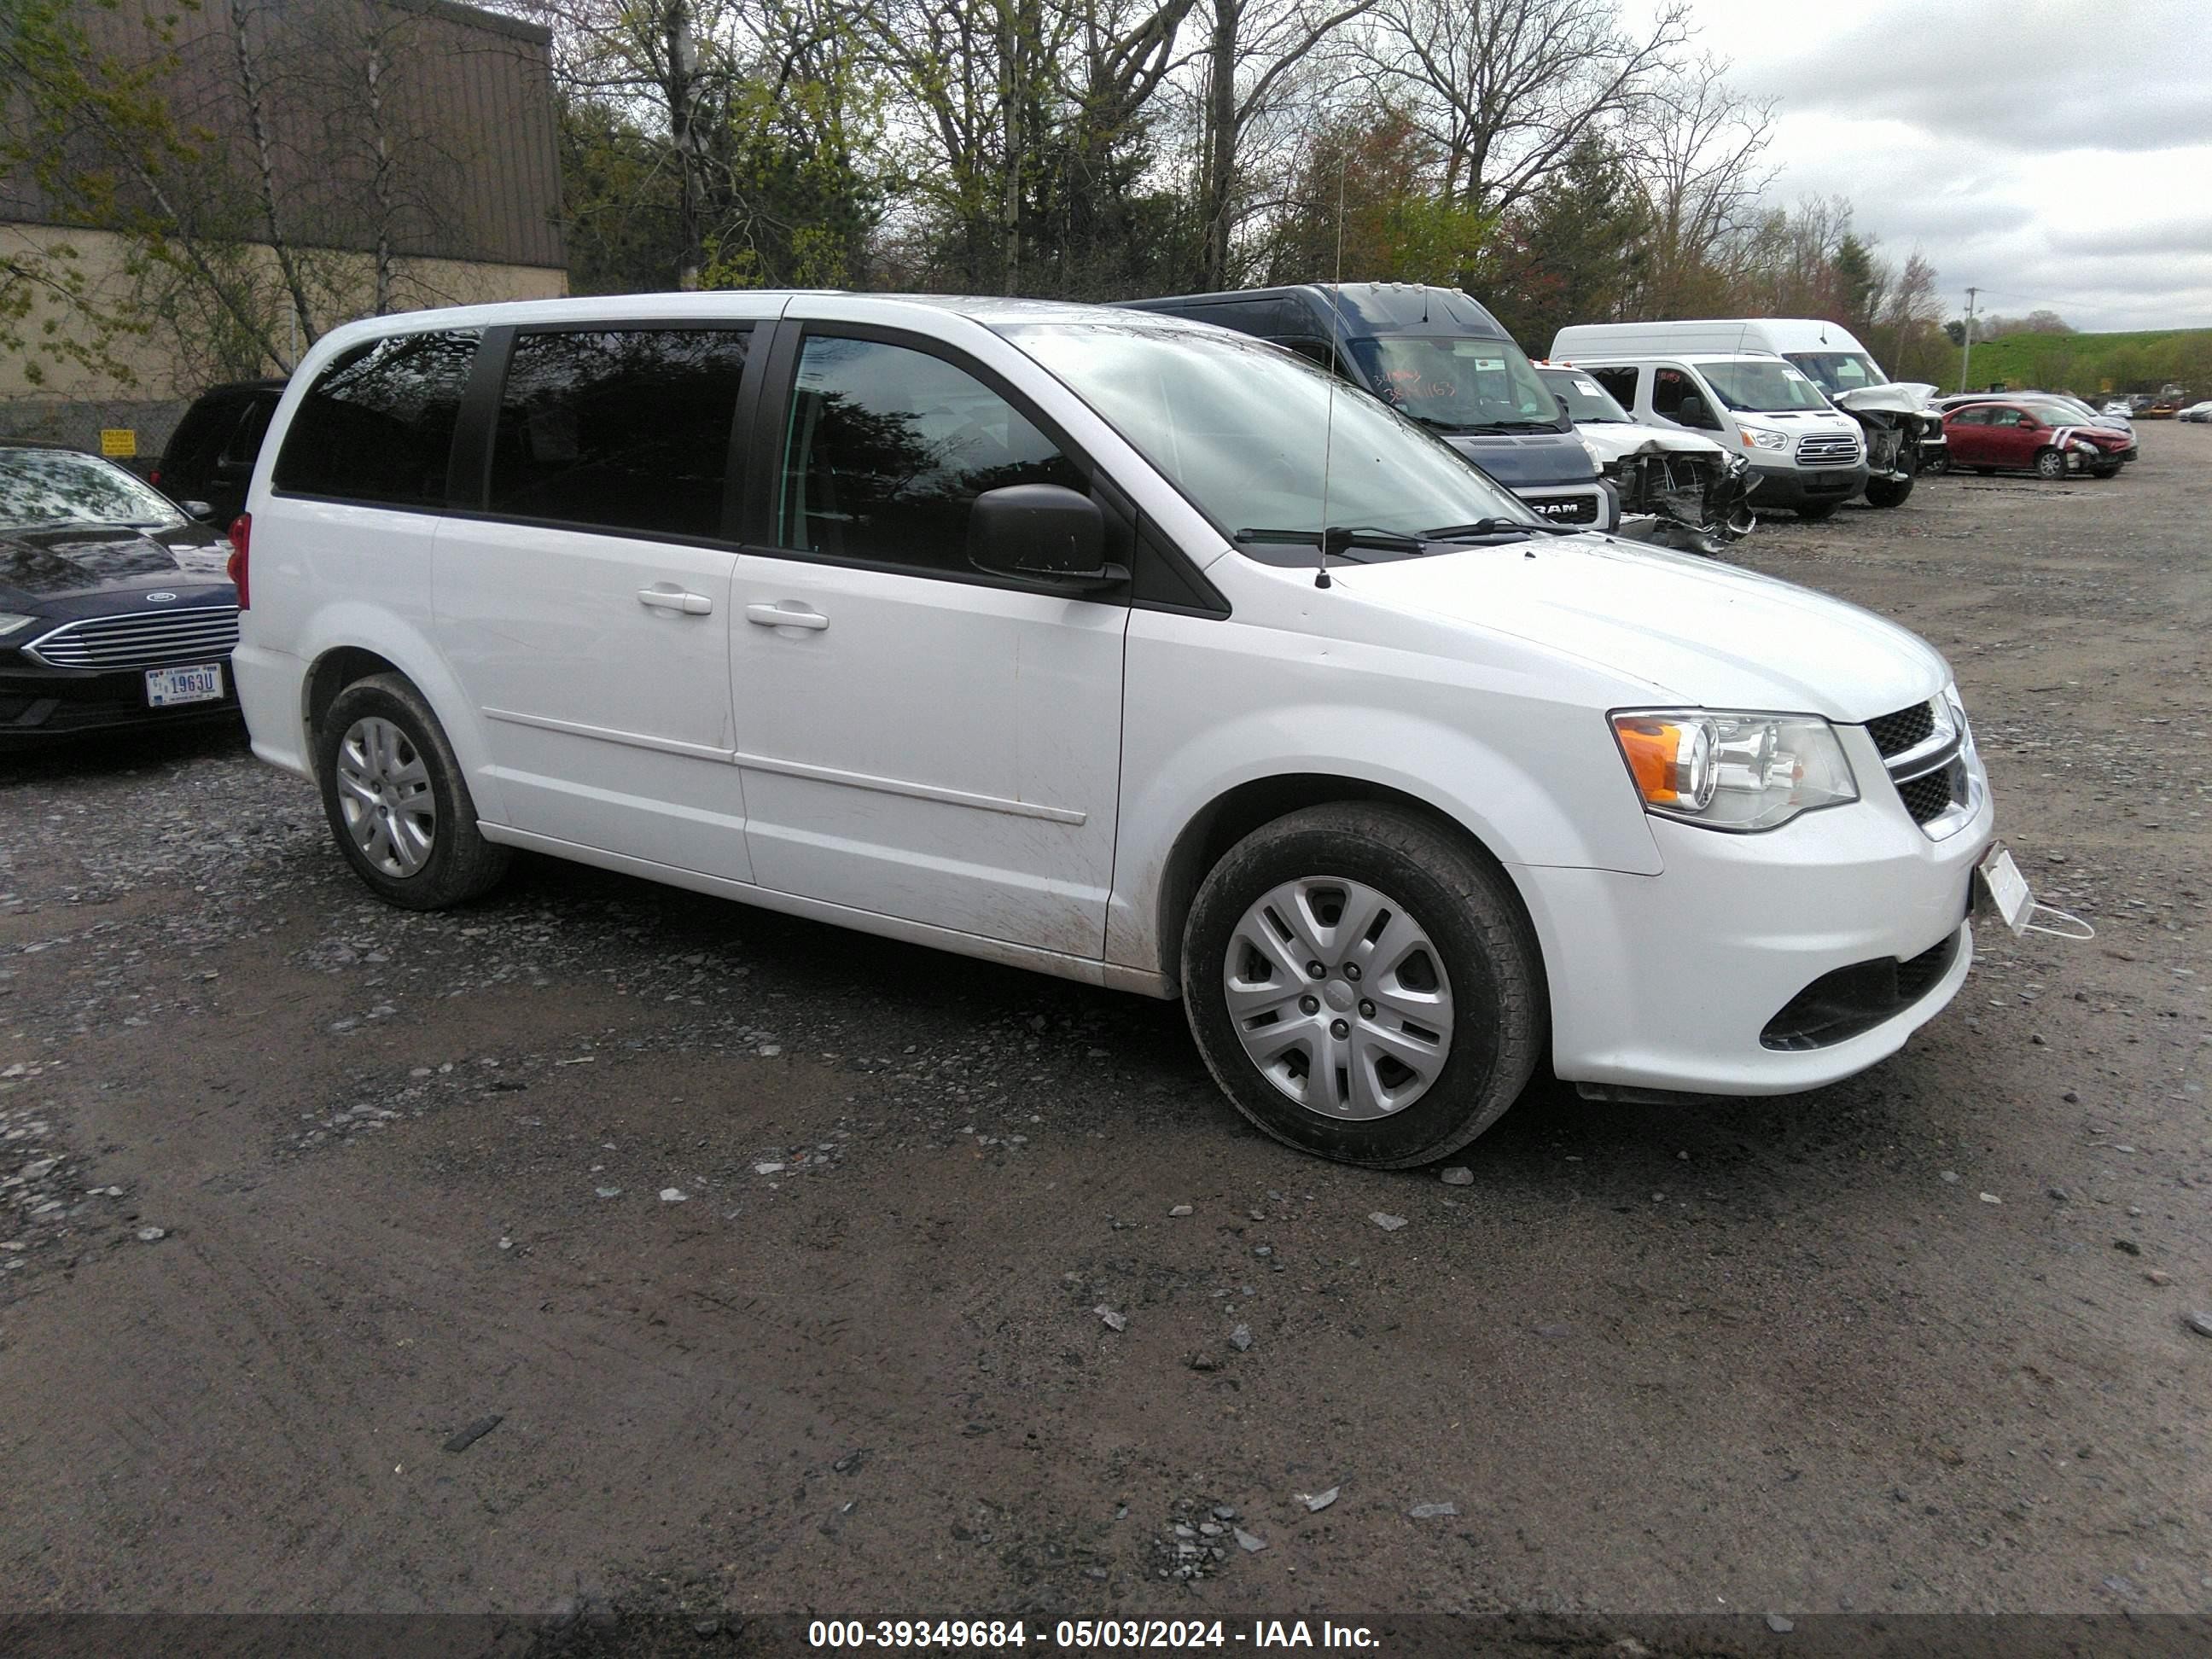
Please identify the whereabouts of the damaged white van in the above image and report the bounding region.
[230,293,2020,1167]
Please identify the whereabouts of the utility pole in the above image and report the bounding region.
[1959,287,1980,392]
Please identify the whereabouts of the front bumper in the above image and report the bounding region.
[0,655,242,749]
[1746,459,1870,506]
[1515,730,1994,1096]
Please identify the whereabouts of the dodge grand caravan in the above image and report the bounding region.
[230,293,2018,1168]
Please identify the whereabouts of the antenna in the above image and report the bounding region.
[1315,158,1348,590]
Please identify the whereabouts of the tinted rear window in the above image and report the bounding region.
[487,328,750,538]
[272,330,480,507]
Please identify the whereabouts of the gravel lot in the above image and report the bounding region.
[2,423,2207,1642]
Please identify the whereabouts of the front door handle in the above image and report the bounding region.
[746,602,830,632]
[637,585,713,616]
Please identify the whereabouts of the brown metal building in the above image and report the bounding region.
[2,0,568,457]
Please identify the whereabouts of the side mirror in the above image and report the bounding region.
[1675,393,1717,429]
[182,499,215,521]
[1555,393,1574,421]
[968,484,1123,591]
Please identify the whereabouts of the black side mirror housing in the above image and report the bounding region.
[969,484,1124,591]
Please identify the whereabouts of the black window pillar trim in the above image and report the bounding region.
[448,325,514,512]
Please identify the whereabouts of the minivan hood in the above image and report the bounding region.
[1333,534,1947,719]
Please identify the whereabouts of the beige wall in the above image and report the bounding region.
[2,220,568,406]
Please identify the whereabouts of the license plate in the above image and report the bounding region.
[146,662,224,707]
[1974,843,2033,936]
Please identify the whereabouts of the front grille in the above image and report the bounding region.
[24,605,240,670]
[1761,931,1962,1051]
[1796,434,1860,467]
[1866,701,1935,757]
[1897,767,1954,824]
[1522,492,1600,524]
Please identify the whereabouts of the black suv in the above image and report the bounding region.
[154,380,284,528]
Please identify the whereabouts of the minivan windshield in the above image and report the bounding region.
[1005,323,1538,543]
[1345,335,1569,434]
[1536,368,1633,423]
[1785,352,1887,395]
[1697,360,1833,414]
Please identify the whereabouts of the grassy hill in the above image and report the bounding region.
[1955,328,2212,398]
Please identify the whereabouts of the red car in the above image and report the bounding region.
[1942,399,2132,479]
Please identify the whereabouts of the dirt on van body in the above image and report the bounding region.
[0,427,2207,1648]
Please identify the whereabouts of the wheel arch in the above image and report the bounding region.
[1150,773,1537,998]
[292,605,508,824]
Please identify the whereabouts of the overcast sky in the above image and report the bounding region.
[1655,0,2212,331]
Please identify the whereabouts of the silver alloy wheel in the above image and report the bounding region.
[1223,876,1454,1121]
[335,716,436,877]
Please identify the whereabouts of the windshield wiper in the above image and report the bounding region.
[1421,518,1580,539]
[1235,525,1428,556]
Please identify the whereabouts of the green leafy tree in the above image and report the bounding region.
[1481,131,1651,349]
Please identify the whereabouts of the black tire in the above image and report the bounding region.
[1863,475,1915,509]
[315,673,509,910]
[1920,452,1949,476]
[1794,501,1839,521]
[2088,463,2120,479]
[2033,447,2068,480]
[1179,803,1545,1167]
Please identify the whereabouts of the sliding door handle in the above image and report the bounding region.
[638,586,713,616]
[745,602,830,632]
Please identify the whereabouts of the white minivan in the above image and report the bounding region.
[228,293,2018,1167]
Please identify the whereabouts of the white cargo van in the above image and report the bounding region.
[1542,348,1871,520]
[227,292,2024,1168]
[1552,319,1947,498]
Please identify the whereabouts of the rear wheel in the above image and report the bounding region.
[1180,804,1545,1167]
[316,673,509,910]
[1863,475,1915,509]
[1795,501,1839,521]
[2033,447,2069,480]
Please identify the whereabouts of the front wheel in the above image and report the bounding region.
[2088,463,2120,479]
[316,673,510,910]
[2034,447,2069,480]
[1795,500,1839,521]
[1863,475,1915,509]
[1180,804,1545,1167]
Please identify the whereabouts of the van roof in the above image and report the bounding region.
[1124,282,1509,338]
[299,291,1225,351]
[1551,350,1790,367]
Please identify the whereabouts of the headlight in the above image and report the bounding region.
[0,613,38,638]
[1611,709,1859,832]
[1739,426,1791,451]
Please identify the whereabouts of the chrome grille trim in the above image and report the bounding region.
[1796,434,1861,467]
[23,605,241,669]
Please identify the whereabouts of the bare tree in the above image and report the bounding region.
[1190,0,1380,288]
[1625,50,1773,313]
[1367,0,1689,218]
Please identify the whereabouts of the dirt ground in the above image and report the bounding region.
[1,423,2207,1648]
